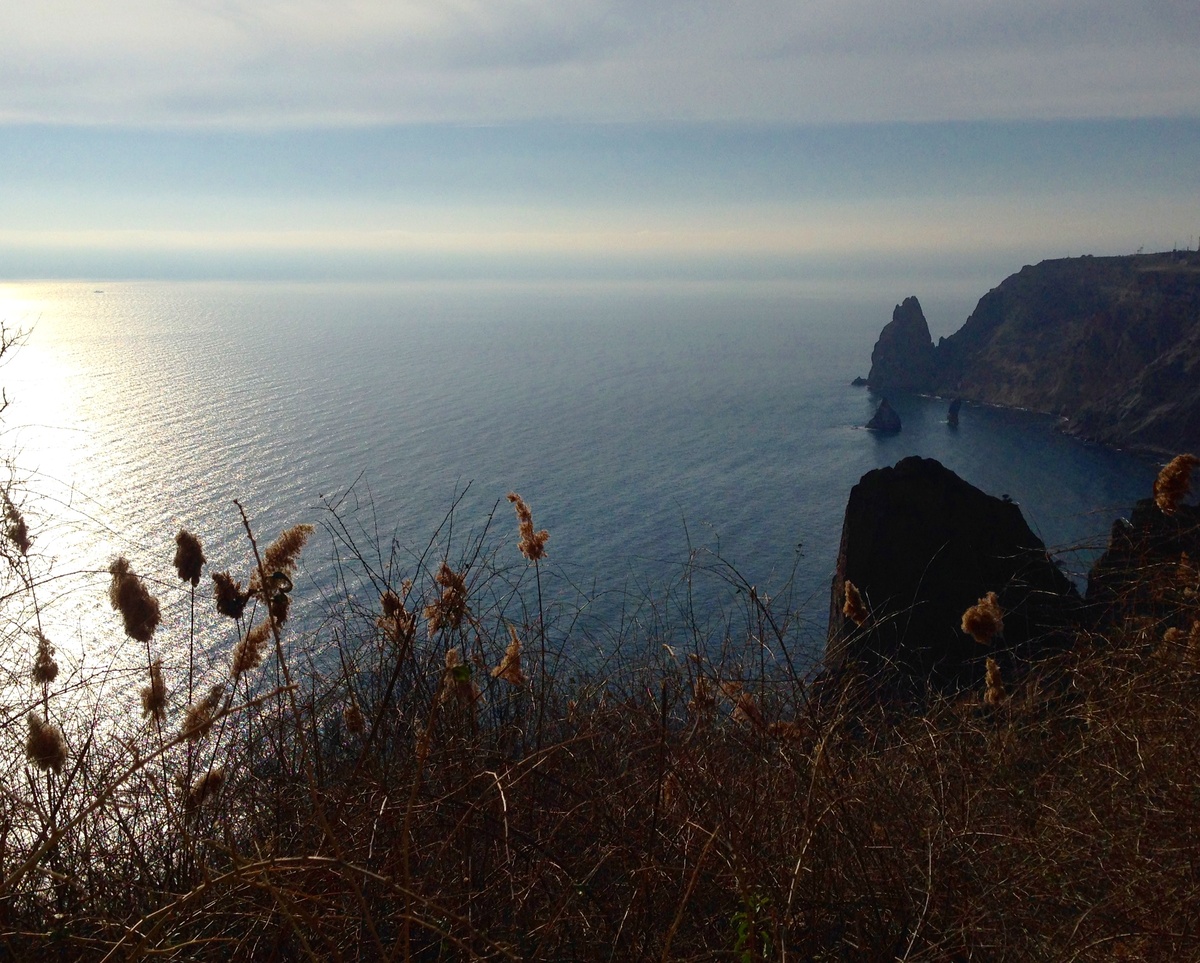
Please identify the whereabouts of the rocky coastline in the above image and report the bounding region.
[866,250,1200,455]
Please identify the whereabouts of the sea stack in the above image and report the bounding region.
[866,296,937,392]
[827,457,1081,698]
[866,398,902,433]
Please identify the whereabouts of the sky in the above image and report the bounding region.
[2,0,1199,287]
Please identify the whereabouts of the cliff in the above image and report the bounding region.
[867,251,1200,453]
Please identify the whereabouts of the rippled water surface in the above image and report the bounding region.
[0,280,1159,676]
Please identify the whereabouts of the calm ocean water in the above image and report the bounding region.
[0,280,1159,680]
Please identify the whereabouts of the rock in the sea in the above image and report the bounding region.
[866,398,902,433]
[851,376,868,387]
[947,397,962,428]
[827,457,1080,697]
[866,296,937,392]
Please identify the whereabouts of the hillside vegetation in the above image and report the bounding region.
[3,450,1200,961]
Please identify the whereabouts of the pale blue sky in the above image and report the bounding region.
[2,1,1199,285]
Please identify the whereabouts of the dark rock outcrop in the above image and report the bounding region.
[865,252,1200,454]
[866,398,902,433]
[1087,498,1200,621]
[866,296,937,391]
[947,398,962,428]
[827,457,1081,697]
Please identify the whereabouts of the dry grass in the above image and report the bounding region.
[0,469,1198,962]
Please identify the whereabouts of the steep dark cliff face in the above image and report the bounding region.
[868,252,1200,453]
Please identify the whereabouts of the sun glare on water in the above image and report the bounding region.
[0,284,201,674]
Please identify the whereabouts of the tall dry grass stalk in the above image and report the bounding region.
[508,491,549,561]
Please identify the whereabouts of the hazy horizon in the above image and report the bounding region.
[2,3,1198,285]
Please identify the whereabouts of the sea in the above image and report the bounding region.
[0,280,1160,691]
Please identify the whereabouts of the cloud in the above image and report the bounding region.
[1,0,1197,125]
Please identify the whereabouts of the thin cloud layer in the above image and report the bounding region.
[3,0,1197,125]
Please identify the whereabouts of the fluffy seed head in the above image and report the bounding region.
[507,493,549,561]
[173,530,206,586]
[25,713,67,773]
[32,631,58,686]
[1155,454,1199,516]
[689,676,717,717]
[768,720,805,743]
[378,589,416,644]
[423,561,469,637]
[441,647,481,706]
[731,691,765,729]
[491,624,527,685]
[108,557,161,643]
[231,621,272,679]
[843,579,868,626]
[140,658,168,723]
[962,591,1004,645]
[212,571,250,620]
[4,494,31,557]
[181,685,224,742]
[186,767,226,811]
[984,657,1006,706]
[343,700,366,735]
[262,524,314,577]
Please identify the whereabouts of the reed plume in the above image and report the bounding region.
[231,621,272,679]
[3,492,30,557]
[343,699,366,735]
[984,657,1006,706]
[173,530,206,586]
[491,624,527,685]
[261,524,314,579]
[423,561,469,637]
[843,579,868,626]
[181,685,224,742]
[962,591,1004,645]
[378,587,416,644]
[768,720,804,742]
[212,571,250,620]
[186,767,226,811]
[108,557,161,643]
[731,691,765,729]
[688,676,717,717]
[441,648,480,706]
[32,631,58,686]
[507,492,549,562]
[1154,454,1199,515]
[25,712,67,773]
[140,658,167,723]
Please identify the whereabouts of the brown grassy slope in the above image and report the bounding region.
[2,491,1200,961]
